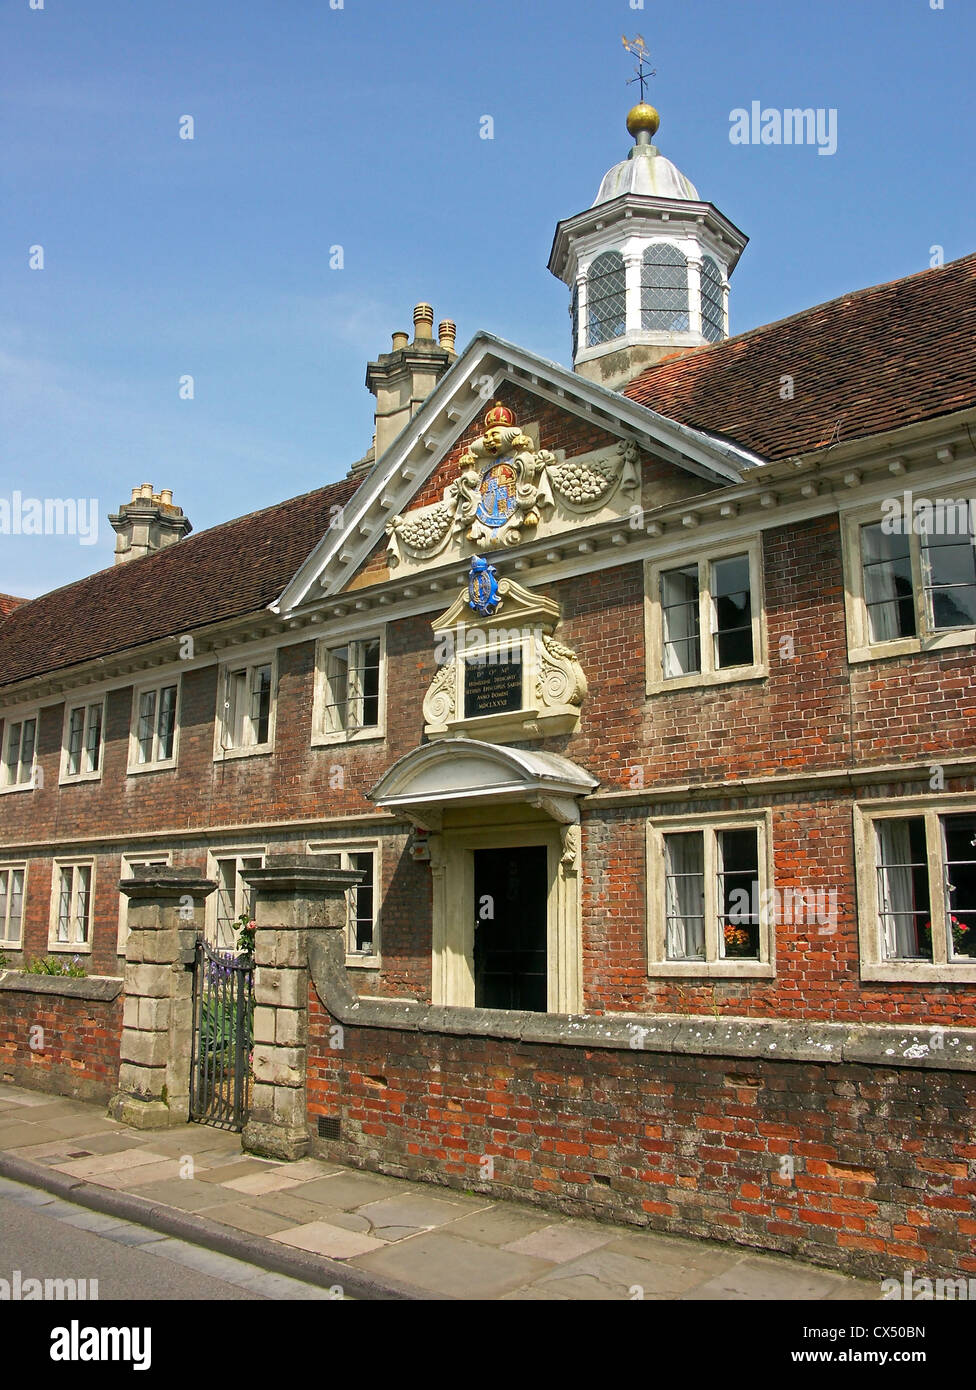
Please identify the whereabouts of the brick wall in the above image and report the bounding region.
[0,983,122,1103]
[307,988,976,1282]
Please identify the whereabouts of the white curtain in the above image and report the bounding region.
[665,833,705,960]
[861,525,902,642]
[661,567,700,678]
[876,819,918,958]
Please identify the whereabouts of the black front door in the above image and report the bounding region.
[473,846,548,1012]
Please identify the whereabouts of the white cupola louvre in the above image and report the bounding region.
[548,103,748,391]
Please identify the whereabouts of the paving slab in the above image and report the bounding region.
[500,1284,572,1300]
[142,1129,241,1156]
[275,1221,386,1259]
[294,1172,407,1209]
[537,1247,708,1299]
[245,1190,350,1226]
[354,1192,485,1232]
[93,1161,186,1189]
[351,1231,553,1299]
[196,1159,281,1185]
[120,1178,233,1211]
[503,1222,614,1264]
[276,1159,345,1181]
[445,1205,552,1247]
[54,1148,170,1178]
[0,1122,65,1146]
[0,1089,74,1109]
[203,1202,297,1238]
[42,1117,128,1140]
[684,1256,849,1301]
[602,1230,740,1276]
[221,1170,304,1196]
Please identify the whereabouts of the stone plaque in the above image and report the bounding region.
[464,648,523,719]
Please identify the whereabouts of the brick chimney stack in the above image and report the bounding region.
[109,484,192,565]
[354,303,457,476]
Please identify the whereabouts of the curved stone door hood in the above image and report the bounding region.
[367,736,600,832]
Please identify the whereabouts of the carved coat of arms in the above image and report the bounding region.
[385,402,640,565]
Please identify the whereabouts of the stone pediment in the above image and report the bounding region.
[273,333,750,618]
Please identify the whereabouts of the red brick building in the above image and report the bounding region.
[2,105,976,1279]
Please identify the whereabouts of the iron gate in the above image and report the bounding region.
[189,938,254,1130]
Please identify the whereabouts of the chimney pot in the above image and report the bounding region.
[438,319,457,352]
[110,486,191,565]
[391,330,409,351]
[413,303,434,341]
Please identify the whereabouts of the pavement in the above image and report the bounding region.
[0,1081,880,1302]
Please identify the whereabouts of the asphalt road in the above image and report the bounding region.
[0,1181,345,1301]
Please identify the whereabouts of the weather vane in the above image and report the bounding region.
[621,34,655,103]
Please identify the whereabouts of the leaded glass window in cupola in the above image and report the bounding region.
[641,243,690,332]
[586,251,626,346]
[701,256,725,343]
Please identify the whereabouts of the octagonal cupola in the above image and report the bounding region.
[548,102,748,391]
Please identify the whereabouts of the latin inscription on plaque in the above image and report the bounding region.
[464,647,523,719]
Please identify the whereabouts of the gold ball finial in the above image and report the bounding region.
[627,102,660,139]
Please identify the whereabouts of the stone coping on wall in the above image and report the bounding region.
[0,971,124,1002]
[308,932,976,1073]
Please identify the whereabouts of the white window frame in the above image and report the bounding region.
[0,862,27,949]
[0,706,39,793]
[645,538,766,694]
[117,850,173,954]
[60,697,107,784]
[646,810,774,978]
[48,858,96,954]
[214,653,277,761]
[312,633,386,746]
[307,839,382,968]
[842,502,976,663]
[206,847,267,949]
[127,678,181,774]
[855,795,976,983]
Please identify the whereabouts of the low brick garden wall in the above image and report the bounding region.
[0,974,124,1104]
[306,980,976,1284]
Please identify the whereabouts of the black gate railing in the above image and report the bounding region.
[189,938,254,1131]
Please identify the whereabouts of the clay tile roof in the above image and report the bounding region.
[0,476,361,690]
[0,595,27,621]
[624,252,976,461]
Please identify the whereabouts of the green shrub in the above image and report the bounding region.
[25,955,87,978]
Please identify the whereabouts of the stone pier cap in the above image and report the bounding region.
[241,854,364,898]
[118,865,216,901]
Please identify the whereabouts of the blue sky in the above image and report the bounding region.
[2,0,973,596]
